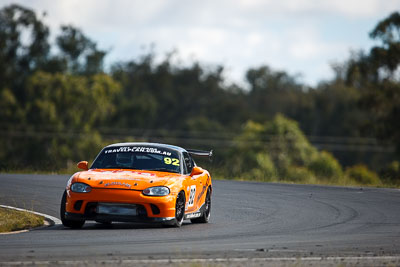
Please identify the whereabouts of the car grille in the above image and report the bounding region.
[84,202,147,217]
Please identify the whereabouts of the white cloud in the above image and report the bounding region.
[2,0,400,86]
[233,0,399,18]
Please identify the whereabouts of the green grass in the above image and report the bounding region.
[214,174,399,189]
[0,207,45,233]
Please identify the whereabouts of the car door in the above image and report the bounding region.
[182,152,201,213]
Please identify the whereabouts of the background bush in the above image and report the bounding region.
[379,161,400,186]
[308,151,343,183]
[345,165,382,185]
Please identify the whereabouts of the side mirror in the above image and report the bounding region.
[190,166,203,176]
[77,161,89,171]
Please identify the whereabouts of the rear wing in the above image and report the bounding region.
[187,149,213,158]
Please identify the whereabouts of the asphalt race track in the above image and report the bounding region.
[0,173,400,265]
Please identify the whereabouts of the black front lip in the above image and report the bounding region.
[65,212,175,223]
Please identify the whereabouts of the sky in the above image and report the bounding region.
[1,0,400,87]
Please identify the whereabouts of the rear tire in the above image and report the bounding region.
[191,187,211,224]
[60,190,85,229]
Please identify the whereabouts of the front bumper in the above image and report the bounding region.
[65,188,177,222]
[65,211,175,224]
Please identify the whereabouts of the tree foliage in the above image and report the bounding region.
[0,4,398,185]
[345,12,400,154]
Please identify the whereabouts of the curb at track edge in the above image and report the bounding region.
[0,204,61,235]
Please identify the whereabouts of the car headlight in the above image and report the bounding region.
[71,183,92,193]
[143,186,170,196]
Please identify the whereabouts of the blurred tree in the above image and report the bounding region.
[56,25,106,74]
[111,54,248,131]
[345,12,400,153]
[0,3,397,183]
[246,66,305,119]
[305,78,366,137]
[0,4,50,106]
[25,72,120,129]
[1,71,120,169]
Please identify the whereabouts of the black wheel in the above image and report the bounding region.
[164,191,185,227]
[191,187,211,224]
[175,191,186,227]
[60,190,85,229]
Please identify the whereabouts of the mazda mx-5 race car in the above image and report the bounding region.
[60,142,212,228]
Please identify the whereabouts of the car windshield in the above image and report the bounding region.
[91,146,181,173]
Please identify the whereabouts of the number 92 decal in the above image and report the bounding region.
[188,185,196,207]
[164,157,180,166]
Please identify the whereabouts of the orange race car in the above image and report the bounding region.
[60,142,212,228]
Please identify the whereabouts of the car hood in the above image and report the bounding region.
[71,169,183,190]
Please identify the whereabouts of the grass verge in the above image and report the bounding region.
[0,207,45,233]
[1,169,399,188]
[213,174,400,189]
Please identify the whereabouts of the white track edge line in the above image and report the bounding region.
[1,256,400,265]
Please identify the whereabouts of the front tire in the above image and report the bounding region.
[191,187,211,224]
[60,190,85,229]
[164,191,185,227]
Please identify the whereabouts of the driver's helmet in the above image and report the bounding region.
[116,153,134,167]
